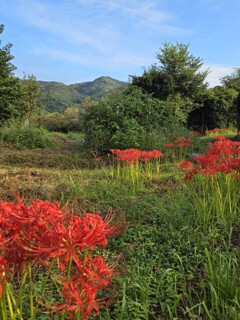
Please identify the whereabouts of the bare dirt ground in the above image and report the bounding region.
[0,138,93,169]
[0,139,96,201]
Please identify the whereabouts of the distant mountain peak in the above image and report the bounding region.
[39,76,128,113]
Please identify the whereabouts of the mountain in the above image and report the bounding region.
[39,76,128,113]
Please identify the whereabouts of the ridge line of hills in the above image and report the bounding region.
[38,76,128,113]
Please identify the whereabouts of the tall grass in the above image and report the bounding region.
[187,173,240,236]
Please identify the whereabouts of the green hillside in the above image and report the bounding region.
[39,76,128,113]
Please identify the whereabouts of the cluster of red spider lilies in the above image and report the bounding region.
[0,198,124,319]
[164,136,191,148]
[110,148,163,163]
[180,136,240,180]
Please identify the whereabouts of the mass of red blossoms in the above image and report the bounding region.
[110,148,163,163]
[0,198,124,319]
[205,128,221,135]
[180,136,240,179]
[205,127,236,135]
[191,130,201,136]
[164,136,191,148]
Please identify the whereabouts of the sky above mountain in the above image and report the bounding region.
[0,0,239,87]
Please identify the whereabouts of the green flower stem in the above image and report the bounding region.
[27,263,35,320]
[5,284,14,319]
[13,266,28,320]
[0,286,7,320]
[67,256,73,285]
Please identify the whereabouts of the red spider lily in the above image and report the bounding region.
[179,160,194,170]
[191,130,201,136]
[147,150,163,159]
[205,128,220,135]
[164,136,191,148]
[0,197,124,319]
[164,143,174,148]
[54,214,118,270]
[215,135,226,141]
[43,256,113,319]
[19,211,119,271]
[110,148,142,163]
[110,148,163,163]
[141,150,163,161]
[180,138,240,179]
[179,161,196,180]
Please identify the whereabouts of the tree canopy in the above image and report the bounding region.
[131,42,209,101]
[221,68,240,92]
[0,24,26,123]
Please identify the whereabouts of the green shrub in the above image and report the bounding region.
[82,86,187,152]
[0,120,52,149]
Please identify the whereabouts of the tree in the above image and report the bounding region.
[221,68,240,134]
[221,68,240,92]
[41,112,67,132]
[0,24,26,123]
[237,93,240,137]
[64,107,81,131]
[131,42,209,101]
[188,86,238,130]
[22,74,41,120]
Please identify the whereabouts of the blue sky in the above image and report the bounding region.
[0,0,239,86]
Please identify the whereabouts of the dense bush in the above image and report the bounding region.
[82,86,188,151]
[0,120,52,149]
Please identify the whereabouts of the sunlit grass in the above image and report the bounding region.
[1,133,240,319]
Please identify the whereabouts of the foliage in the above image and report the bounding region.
[221,67,240,92]
[237,93,240,133]
[0,130,240,319]
[131,42,208,101]
[0,120,52,149]
[0,24,27,123]
[188,86,238,130]
[82,86,183,151]
[39,77,127,113]
[22,74,41,121]
[41,112,66,132]
[41,106,81,133]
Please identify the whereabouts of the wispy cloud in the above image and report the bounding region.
[0,0,194,82]
[9,0,190,49]
[10,0,119,54]
[32,45,151,73]
[76,0,190,34]
[0,0,191,76]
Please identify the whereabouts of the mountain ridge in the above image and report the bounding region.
[39,76,128,113]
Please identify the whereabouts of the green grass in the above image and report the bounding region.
[0,133,240,319]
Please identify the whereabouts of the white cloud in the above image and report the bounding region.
[205,64,234,87]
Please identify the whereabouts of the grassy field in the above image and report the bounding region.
[0,133,240,320]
